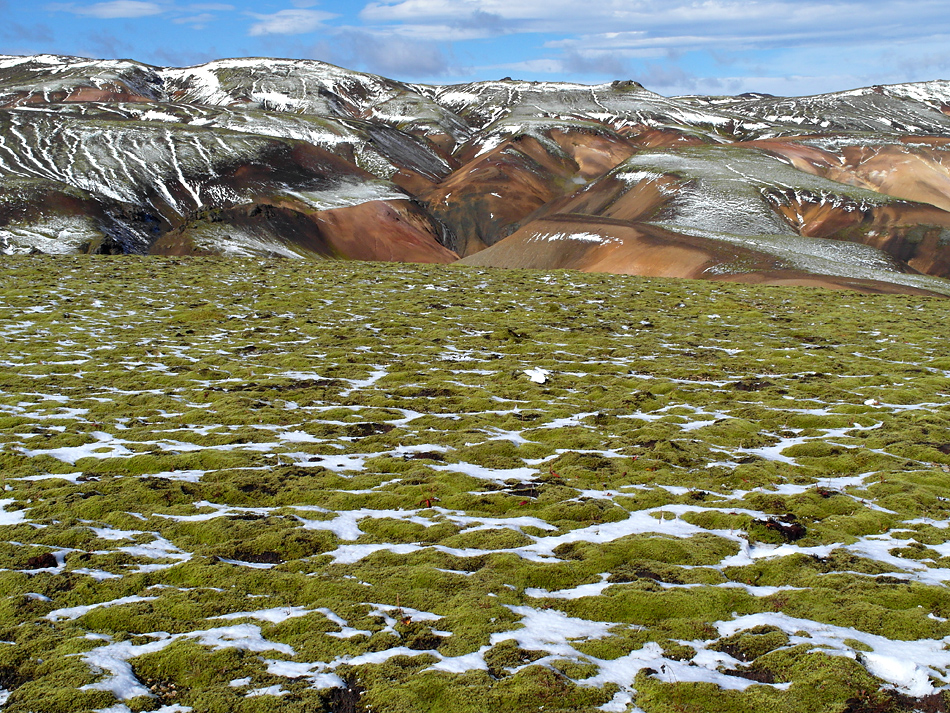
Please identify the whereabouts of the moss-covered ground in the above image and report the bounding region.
[0,255,949,712]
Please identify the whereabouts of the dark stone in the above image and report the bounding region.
[24,553,58,569]
[404,451,446,462]
[322,677,366,713]
[753,517,806,541]
[722,667,776,683]
[345,422,396,437]
[732,379,774,392]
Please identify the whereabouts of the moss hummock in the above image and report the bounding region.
[0,255,948,712]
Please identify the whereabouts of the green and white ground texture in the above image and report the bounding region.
[1,256,950,713]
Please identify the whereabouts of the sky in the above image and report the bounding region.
[3,0,950,96]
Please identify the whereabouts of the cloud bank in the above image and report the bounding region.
[19,0,950,92]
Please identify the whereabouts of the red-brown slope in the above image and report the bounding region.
[504,143,950,281]
[459,214,773,277]
[619,125,713,150]
[762,189,950,277]
[458,215,944,296]
[151,198,457,263]
[2,87,157,105]
[749,138,950,213]
[419,136,577,257]
[513,172,681,227]
[420,128,637,256]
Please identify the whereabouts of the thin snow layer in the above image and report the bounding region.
[94,705,192,713]
[523,367,550,383]
[180,223,310,260]
[0,216,103,255]
[613,169,673,188]
[82,625,294,700]
[20,430,134,464]
[317,608,373,639]
[283,181,408,212]
[0,106,412,250]
[524,573,612,600]
[495,605,614,647]
[427,77,748,140]
[258,601,950,701]
[157,57,470,143]
[245,685,289,697]
[6,258,950,710]
[211,607,313,624]
[0,499,28,527]
[726,81,950,134]
[617,147,894,238]
[718,613,950,696]
[528,231,622,246]
[255,601,771,699]
[46,595,158,622]
[428,461,538,484]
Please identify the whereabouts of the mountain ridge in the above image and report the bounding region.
[2,54,950,295]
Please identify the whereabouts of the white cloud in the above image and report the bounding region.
[53,0,165,17]
[359,0,950,50]
[351,0,950,92]
[248,8,335,36]
[51,1,242,26]
[486,58,565,74]
[676,72,865,98]
[174,12,213,26]
[318,28,451,78]
[346,22,499,41]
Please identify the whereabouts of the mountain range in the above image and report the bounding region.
[2,54,950,296]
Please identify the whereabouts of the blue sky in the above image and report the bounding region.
[3,0,950,96]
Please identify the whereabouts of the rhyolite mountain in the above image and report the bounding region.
[2,54,950,296]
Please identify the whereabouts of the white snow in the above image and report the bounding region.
[523,367,550,384]
[0,499,29,526]
[530,231,621,246]
[717,612,950,696]
[46,595,158,622]
[211,607,313,625]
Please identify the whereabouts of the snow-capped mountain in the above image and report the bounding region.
[2,54,950,295]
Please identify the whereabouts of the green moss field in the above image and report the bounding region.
[0,255,949,713]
